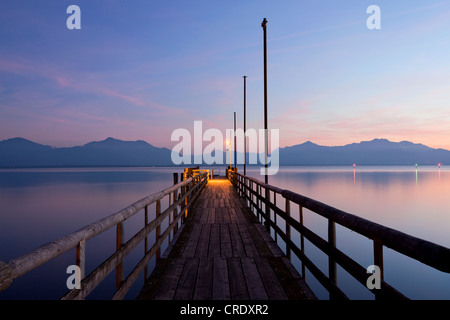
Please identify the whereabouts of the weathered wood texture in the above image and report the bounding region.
[137,177,316,300]
[0,262,12,292]
[229,171,450,301]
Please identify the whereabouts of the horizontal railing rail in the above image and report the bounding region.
[228,170,450,300]
[0,170,208,299]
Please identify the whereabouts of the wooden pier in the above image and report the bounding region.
[1,168,449,300]
[137,177,316,300]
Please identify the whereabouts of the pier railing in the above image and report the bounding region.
[228,170,450,300]
[0,170,208,299]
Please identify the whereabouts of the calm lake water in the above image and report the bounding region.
[0,166,448,300]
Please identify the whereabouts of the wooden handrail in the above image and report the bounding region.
[229,170,450,300]
[281,189,450,273]
[0,171,208,298]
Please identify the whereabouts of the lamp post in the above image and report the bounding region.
[261,18,269,184]
[243,75,247,176]
[234,112,237,171]
[261,18,271,231]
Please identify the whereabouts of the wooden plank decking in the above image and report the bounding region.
[137,177,316,300]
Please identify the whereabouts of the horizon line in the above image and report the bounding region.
[2,136,450,152]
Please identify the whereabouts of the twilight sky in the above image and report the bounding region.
[1,1,450,151]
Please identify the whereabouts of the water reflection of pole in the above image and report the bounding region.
[353,163,356,185]
[415,164,418,184]
[438,163,441,183]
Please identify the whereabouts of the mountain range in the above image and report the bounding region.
[0,137,449,167]
[278,139,450,165]
[0,137,172,167]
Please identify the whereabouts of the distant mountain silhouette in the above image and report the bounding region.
[0,137,172,167]
[279,138,450,165]
[0,137,449,167]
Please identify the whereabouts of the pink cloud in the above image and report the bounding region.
[0,56,186,117]
[100,89,146,107]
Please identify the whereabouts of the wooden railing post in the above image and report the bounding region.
[191,172,195,196]
[253,181,257,217]
[184,170,189,218]
[144,205,149,280]
[181,173,186,223]
[241,175,244,196]
[173,173,179,234]
[286,198,291,260]
[186,172,190,218]
[239,175,242,196]
[244,176,251,209]
[248,178,251,209]
[156,200,161,264]
[257,184,261,221]
[264,188,270,232]
[116,221,124,290]
[273,192,278,243]
[250,180,253,213]
[373,237,384,300]
[238,175,241,196]
[76,239,86,282]
[239,173,242,193]
[168,193,172,243]
[328,220,337,300]
[299,205,305,279]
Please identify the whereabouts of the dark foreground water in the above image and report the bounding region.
[0,166,448,299]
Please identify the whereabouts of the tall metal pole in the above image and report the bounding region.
[261,18,269,184]
[234,111,237,171]
[243,75,247,176]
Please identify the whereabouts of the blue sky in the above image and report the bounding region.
[1,1,450,150]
